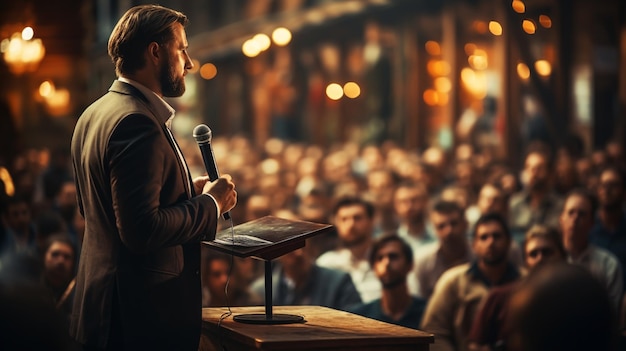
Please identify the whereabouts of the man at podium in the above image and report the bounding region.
[70,5,237,351]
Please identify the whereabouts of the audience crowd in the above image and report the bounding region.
[1,133,625,351]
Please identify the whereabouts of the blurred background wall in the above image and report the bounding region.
[1,0,625,170]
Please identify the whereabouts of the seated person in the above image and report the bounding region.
[349,234,426,329]
[250,244,361,311]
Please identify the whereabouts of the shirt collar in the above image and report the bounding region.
[467,260,520,287]
[117,77,175,127]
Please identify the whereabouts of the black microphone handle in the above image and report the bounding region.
[198,142,231,220]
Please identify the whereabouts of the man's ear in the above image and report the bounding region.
[147,42,161,64]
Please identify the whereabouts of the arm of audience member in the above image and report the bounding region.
[335,272,362,311]
[606,258,624,312]
[420,269,459,351]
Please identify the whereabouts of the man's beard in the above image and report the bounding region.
[160,56,185,97]
[342,233,368,248]
[482,252,508,266]
[381,275,406,289]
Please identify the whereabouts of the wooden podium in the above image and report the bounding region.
[201,305,434,351]
[202,216,333,324]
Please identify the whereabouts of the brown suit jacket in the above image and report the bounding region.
[70,80,218,350]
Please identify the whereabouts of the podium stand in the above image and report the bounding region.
[202,216,333,324]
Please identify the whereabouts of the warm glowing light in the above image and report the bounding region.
[423,89,439,106]
[343,82,361,98]
[539,15,552,28]
[21,27,34,40]
[472,21,488,34]
[39,80,55,97]
[534,60,552,76]
[468,50,488,70]
[522,19,536,34]
[437,92,449,106]
[2,30,45,74]
[434,77,452,93]
[517,63,530,79]
[489,21,503,36]
[242,39,261,57]
[326,83,343,100]
[253,33,271,51]
[460,68,487,98]
[200,63,217,80]
[464,43,477,55]
[427,60,451,77]
[512,0,525,13]
[272,27,292,46]
[425,41,441,56]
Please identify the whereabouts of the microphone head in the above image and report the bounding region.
[193,124,212,143]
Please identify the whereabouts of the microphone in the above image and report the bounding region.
[193,124,231,220]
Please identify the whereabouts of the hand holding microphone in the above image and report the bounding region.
[193,124,236,220]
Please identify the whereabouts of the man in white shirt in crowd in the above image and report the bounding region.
[317,196,381,303]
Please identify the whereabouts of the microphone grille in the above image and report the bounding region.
[192,124,212,143]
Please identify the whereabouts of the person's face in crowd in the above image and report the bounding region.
[393,185,428,222]
[44,241,75,286]
[5,201,31,232]
[158,22,193,97]
[431,210,468,247]
[373,240,411,289]
[597,169,624,209]
[454,162,474,189]
[477,184,505,215]
[334,204,373,247]
[440,187,469,210]
[554,155,577,191]
[207,258,230,298]
[560,194,594,253]
[473,221,510,266]
[367,170,395,206]
[298,193,329,223]
[56,182,77,222]
[523,152,549,191]
[524,237,563,270]
[499,172,518,197]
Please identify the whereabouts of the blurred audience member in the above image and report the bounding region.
[349,235,426,329]
[201,252,257,307]
[1,195,37,256]
[251,245,361,311]
[393,181,435,256]
[509,148,563,243]
[421,213,520,351]
[468,225,566,351]
[317,196,381,302]
[590,166,626,283]
[560,188,623,311]
[506,263,617,351]
[414,201,471,299]
[364,168,398,236]
[41,234,76,318]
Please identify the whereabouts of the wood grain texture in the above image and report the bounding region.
[201,305,434,351]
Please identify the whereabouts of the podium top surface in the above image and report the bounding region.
[202,216,333,260]
[202,305,434,350]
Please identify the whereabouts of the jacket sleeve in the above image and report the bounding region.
[420,269,459,351]
[107,113,218,254]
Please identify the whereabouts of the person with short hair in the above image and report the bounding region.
[349,235,426,329]
[468,225,566,351]
[316,196,381,302]
[70,5,237,350]
[421,213,521,351]
[560,188,623,311]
